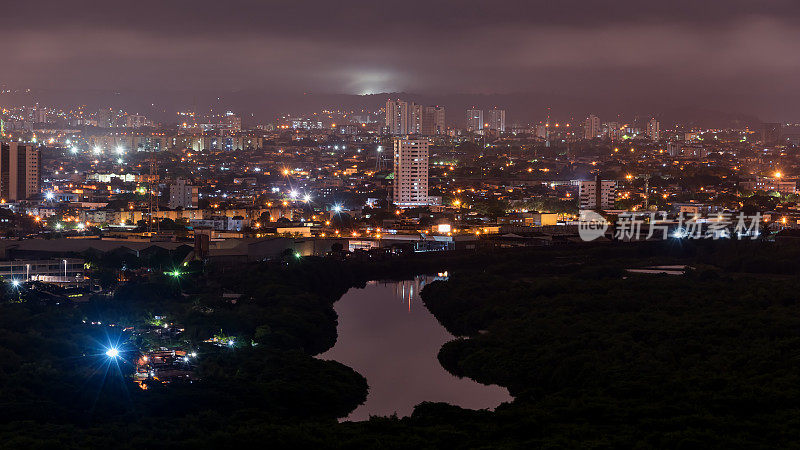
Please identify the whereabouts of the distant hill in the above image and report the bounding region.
[0,89,762,129]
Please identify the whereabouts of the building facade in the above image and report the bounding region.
[487,108,506,132]
[168,178,199,209]
[739,177,796,194]
[466,108,484,132]
[0,142,40,201]
[647,118,661,141]
[605,122,623,141]
[386,100,444,136]
[584,115,600,139]
[421,106,446,135]
[386,99,411,135]
[579,177,616,210]
[393,138,430,207]
[219,112,242,133]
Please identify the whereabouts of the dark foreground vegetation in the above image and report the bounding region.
[4,240,800,448]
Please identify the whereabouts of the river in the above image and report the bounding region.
[319,274,512,421]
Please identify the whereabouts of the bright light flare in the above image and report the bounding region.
[105,348,120,358]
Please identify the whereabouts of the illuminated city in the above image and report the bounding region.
[3,0,800,447]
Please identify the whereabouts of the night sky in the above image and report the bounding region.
[5,0,800,120]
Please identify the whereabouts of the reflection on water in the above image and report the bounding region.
[393,272,449,312]
[320,273,512,421]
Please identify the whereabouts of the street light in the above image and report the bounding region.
[166,269,182,278]
[105,347,120,358]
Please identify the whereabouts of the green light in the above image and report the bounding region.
[165,270,182,278]
[294,252,301,259]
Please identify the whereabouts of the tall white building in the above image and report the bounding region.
[421,106,446,135]
[646,118,661,141]
[410,103,423,134]
[168,178,199,209]
[386,99,412,135]
[583,115,600,139]
[487,108,506,132]
[393,138,430,208]
[466,108,484,132]
[0,142,40,201]
[579,177,616,211]
[386,100,444,136]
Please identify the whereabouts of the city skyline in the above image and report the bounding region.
[5,2,800,447]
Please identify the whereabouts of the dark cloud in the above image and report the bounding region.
[4,0,800,120]
[7,0,800,35]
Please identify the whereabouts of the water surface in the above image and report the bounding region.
[320,275,512,421]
